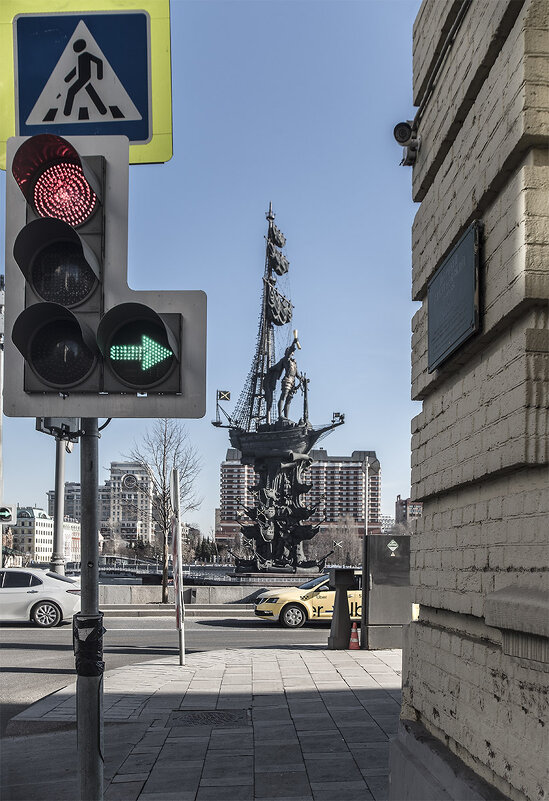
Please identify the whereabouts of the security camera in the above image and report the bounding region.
[394,120,421,165]
[393,121,415,146]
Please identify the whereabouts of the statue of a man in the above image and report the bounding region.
[264,331,302,420]
[277,336,301,419]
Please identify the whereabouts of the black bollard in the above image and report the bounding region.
[327,568,357,649]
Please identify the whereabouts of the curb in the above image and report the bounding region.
[101,604,255,617]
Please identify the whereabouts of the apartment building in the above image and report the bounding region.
[307,449,381,534]
[216,448,381,543]
[216,449,257,544]
[394,494,423,527]
[11,507,81,562]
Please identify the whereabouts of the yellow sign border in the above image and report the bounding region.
[0,0,172,168]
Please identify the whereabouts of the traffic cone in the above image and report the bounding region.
[349,621,360,650]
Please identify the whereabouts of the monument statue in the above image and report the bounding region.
[213,205,344,573]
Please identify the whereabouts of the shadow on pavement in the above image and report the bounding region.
[194,617,331,629]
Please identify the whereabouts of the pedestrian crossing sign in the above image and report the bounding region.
[0,1,172,167]
[24,18,144,129]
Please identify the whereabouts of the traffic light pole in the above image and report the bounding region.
[50,436,66,575]
[74,418,104,801]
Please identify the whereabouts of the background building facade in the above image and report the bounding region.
[217,448,382,545]
[394,495,422,528]
[11,507,80,562]
[390,2,549,800]
[47,462,157,550]
[106,462,156,546]
[47,481,81,521]
[216,449,257,545]
[307,449,381,533]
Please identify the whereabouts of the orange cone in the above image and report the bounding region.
[349,621,360,650]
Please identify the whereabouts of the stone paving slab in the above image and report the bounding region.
[4,647,402,800]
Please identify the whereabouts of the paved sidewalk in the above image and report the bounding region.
[2,647,402,801]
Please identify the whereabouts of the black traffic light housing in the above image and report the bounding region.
[4,135,206,418]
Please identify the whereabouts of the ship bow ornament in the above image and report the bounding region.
[214,205,344,573]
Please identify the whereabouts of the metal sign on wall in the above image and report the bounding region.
[427,221,481,373]
[0,0,172,168]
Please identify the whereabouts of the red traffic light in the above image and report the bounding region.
[11,134,100,227]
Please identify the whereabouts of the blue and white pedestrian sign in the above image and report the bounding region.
[14,12,151,144]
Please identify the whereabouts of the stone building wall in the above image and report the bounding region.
[390,2,548,800]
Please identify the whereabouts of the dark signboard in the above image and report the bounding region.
[367,535,411,626]
[428,221,481,372]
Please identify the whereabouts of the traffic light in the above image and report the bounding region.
[4,135,206,418]
[9,133,103,394]
[0,506,16,526]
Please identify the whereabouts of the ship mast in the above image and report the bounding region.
[230,204,291,433]
[264,202,276,424]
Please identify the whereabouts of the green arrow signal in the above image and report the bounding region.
[0,508,13,520]
[110,335,173,370]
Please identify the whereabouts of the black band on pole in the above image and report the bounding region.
[73,613,106,677]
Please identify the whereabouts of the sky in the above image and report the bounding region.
[1,0,422,535]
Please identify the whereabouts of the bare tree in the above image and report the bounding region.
[126,419,202,602]
[307,517,362,566]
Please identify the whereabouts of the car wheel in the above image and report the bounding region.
[280,603,307,629]
[32,601,62,628]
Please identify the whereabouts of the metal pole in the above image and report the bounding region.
[50,437,66,574]
[360,458,370,649]
[75,418,104,801]
[0,276,5,506]
[177,526,185,665]
[171,467,186,665]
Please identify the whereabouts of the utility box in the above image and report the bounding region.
[364,534,411,649]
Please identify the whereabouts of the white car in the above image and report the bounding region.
[0,567,81,627]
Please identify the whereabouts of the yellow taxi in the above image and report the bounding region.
[254,571,362,628]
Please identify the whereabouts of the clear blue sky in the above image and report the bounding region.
[1,0,422,534]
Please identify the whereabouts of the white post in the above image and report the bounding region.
[170,467,185,666]
[360,457,370,649]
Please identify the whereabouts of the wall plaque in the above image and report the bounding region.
[428,221,481,372]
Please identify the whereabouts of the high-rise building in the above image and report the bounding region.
[307,450,381,534]
[107,462,155,546]
[98,484,113,542]
[216,448,381,543]
[217,449,257,544]
[395,495,423,527]
[47,482,82,521]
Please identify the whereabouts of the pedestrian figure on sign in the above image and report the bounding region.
[64,39,106,117]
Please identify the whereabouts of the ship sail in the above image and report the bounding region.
[269,223,286,248]
[266,282,292,326]
[267,241,289,275]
